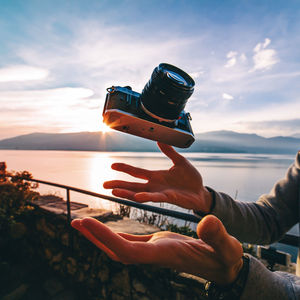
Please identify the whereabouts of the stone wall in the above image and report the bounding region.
[8,202,207,300]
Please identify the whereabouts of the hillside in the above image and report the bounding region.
[186,130,300,154]
[0,130,299,154]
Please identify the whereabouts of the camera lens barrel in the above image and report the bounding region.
[140,63,195,121]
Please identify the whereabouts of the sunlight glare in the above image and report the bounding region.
[99,122,112,133]
[80,116,112,133]
[88,153,118,210]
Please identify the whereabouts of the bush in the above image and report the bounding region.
[0,170,39,231]
[165,223,198,238]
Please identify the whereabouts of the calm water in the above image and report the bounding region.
[1,150,298,259]
[1,150,295,207]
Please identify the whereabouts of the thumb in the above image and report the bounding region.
[197,215,243,265]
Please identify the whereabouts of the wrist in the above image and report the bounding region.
[194,186,216,216]
[226,256,244,285]
[205,255,250,300]
[204,186,216,213]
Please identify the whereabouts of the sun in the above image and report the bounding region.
[71,112,113,134]
[99,122,112,133]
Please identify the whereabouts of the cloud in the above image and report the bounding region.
[189,71,205,79]
[224,51,238,68]
[222,93,234,100]
[235,118,300,137]
[0,19,204,138]
[224,97,300,137]
[240,53,247,62]
[15,20,201,99]
[0,65,49,82]
[251,38,279,72]
[0,86,102,137]
[253,38,271,52]
[1,10,299,139]
[0,87,94,104]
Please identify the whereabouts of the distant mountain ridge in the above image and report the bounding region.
[0,130,299,154]
[190,130,300,154]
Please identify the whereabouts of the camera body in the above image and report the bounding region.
[102,63,195,148]
[102,86,195,148]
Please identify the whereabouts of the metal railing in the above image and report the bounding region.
[25,177,299,248]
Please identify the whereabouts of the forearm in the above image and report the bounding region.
[211,190,284,244]
[241,255,300,300]
[208,153,300,244]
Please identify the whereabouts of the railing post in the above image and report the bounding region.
[66,188,73,248]
[66,188,71,224]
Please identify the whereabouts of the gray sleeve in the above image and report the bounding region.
[210,151,300,244]
[241,255,300,300]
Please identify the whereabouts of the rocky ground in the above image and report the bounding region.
[0,255,89,300]
[1,194,296,300]
[0,195,161,300]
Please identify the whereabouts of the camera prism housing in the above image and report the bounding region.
[102,86,195,148]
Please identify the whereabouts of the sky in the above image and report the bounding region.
[1,0,300,140]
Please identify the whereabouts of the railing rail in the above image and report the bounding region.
[23,177,299,248]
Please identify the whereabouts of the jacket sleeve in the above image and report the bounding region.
[202,152,300,299]
[240,255,300,300]
[210,151,300,245]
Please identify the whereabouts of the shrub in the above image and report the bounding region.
[0,170,39,231]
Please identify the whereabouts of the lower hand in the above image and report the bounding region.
[71,215,243,286]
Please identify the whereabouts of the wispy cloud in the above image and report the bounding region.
[0,87,94,106]
[0,87,97,135]
[0,65,49,82]
[251,38,279,72]
[235,118,300,137]
[222,93,234,100]
[224,51,238,68]
[0,2,299,139]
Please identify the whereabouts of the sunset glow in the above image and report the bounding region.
[99,122,112,133]
[0,1,300,139]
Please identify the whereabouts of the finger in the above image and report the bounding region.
[111,163,151,180]
[118,232,153,242]
[103,180,147,192]
[71,218,82,230]
[81,217,157,264]
[135,192,169,203]
[157,142,185,165]
[196,215,243,265]
[71,219,120,261]
[112,188,136,200]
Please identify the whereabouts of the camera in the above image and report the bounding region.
[102,63,195,148]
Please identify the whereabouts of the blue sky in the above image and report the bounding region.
[1,0,300,139]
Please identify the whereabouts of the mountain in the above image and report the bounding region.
[291,133,300,139]
[187,130,300,154]
[0,131,158,152]
[0,130,299,154]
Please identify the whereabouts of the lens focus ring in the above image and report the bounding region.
[140,63,195,121]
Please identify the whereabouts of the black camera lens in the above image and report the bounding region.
[140,63,195,121]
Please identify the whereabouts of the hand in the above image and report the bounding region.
[103,142,212,213]
[71,215,243,285]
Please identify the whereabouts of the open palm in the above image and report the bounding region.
[104,142,212,213]
[71,215,243,285]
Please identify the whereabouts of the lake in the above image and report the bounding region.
[1,149,295,205]
[1,149,298,259]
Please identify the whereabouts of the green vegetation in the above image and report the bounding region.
[165,223,198,238]
[0,169,38,231]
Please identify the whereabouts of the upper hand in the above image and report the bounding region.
[71,215,243,285]
[103,142,212,213]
